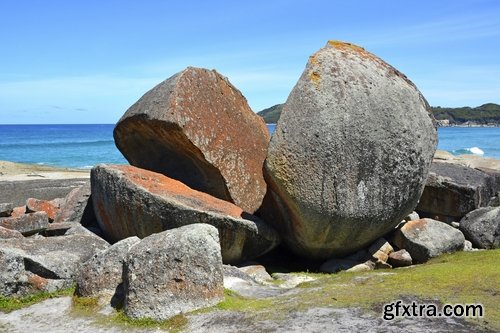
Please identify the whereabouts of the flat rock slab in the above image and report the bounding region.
[263,41,437,259]
[0,212,49,236]
[114,67,270,213]
[124,224,224,321]
[417,161,499,221]
[392,218,465,263]
[26,198,62,222]
[460,206,500,249]
[91,164,279,264]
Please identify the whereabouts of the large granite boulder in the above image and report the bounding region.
[263,41,437,259]
[124,224,224,320]
[91,164,279,264]
[417,161,500,222]
[459,206,499,249]
[113,67,270,213]
[75,236,140,303]
[0,234,109,296]
[392,218,465,263]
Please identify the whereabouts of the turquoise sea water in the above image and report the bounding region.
[0,124,499,169]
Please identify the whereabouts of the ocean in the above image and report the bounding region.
[0,124,499,169]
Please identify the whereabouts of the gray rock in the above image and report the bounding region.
[41,222,75,237]
[489,192,500,207]
[463,240,473,251]
[75,237,140,304]
[459,206,500,249]
[388,249,413,267]
[0,226,23,239]
[346,262,373,272]
[405,211,420,222]
[124,224,224,320]
[0,212,49,236]
[417,162,500,222]
[238,264,272,284]
[114,67,270,213]
[0,234,109,281]
[263,41,437,259]
[451,222,460,228]
[0,203,13,217]
[0,249,27,296]
[320,258,361,273]
[91,164,279,264]
[392,218,465,263]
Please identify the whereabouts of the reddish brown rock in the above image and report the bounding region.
[11,206,26,218]
[0,226,23,239]
[113,67,270,213]
[0,212,49,236]
[388,249,413,267]
[26,198,61,222]
[91,164,279,264]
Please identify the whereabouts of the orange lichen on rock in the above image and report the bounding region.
[26,198,60,221]
[114,165,244,219]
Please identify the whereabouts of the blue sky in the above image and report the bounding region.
[0,0,499,124]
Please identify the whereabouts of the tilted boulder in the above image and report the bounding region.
[124,224,224,320]
[54,181,96,226]
[459,206,499,249]
[75,236,140,304]
[263,41,437,259]
[114,67,270,213]
[417,162,500,222]
[392,218,465,263]
[91,164,279,264]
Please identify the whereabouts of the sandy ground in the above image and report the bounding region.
[0,160,90,182]
[433,150,500,171]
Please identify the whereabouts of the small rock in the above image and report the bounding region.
[451,222,460,228]
[124,224,224,321]
[0,203,13,217]
[459,206,500,249]
[488,192,500,207]
[463,240,473,251]
[346,263,373,273]
[392,218,465,263]
[388,249,413,267]
[238,264,273,284]
[76,236,140,305]
[26,198,62,222]
[320,258,360,273]
[0,212,49,236]
[367,238,394,263]
[0,226,23,239]
[405,212,420,222]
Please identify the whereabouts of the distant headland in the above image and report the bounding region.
[257,103,500,127]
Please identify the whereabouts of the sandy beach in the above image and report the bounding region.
[0,160,90,182]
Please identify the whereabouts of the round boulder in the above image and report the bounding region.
[263,41,437,259]
[114,67,270,213]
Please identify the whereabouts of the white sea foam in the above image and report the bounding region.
[468,147,485,155]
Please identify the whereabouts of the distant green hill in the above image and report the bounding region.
[257,103,500,126]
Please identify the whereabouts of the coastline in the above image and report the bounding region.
[0,160,90,182]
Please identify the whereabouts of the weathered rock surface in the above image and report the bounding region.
[417,162,500,222]
[0,211,49,236]
[0,234,108,296]
[124,224,224,320]
[0,225,23,239]
[54,182,96,225]
[26,198,61,222]
[388,249,413,267]
[91,164,279,264]
[0,203,13,217]
[75,236,140,303]
[114,67,270,213]
[238,264,273,284]
[263,41,437,259]
[367,238,394,263]
[392,218,465,263]
[459,206,500,249]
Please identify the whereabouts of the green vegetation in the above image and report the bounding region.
[109,311,188,332]
[257,103,500,125]
[211,250,500,331]
[71,295,100,314]
[431,103,500,124]
[256,104,283,123]
[0,286,75,313]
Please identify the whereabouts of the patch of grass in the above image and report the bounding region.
[0,286,75,313]
[216,289,273,312]
[71,295,100,314]
[109,311,188,332]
